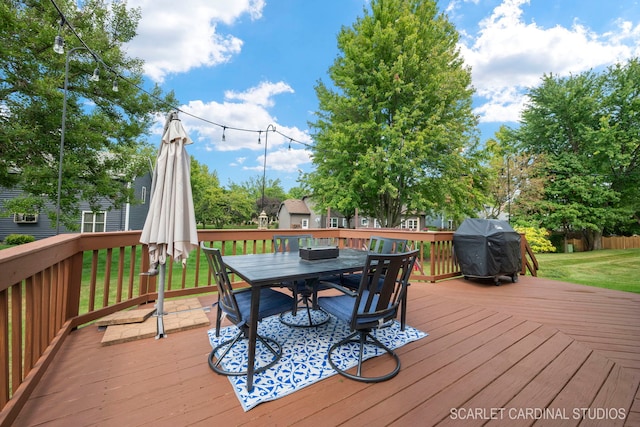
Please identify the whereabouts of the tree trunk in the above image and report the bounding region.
[581,229,603,251]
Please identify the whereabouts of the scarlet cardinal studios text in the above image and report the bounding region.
[449,407,626,421]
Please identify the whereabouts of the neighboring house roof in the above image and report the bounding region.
[280,199,311,215]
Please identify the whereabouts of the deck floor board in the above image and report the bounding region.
[11,275,640,427]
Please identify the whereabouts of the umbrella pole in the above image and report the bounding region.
[156,262,167,339]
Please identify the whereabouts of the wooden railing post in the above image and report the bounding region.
[65,252,84,322]
[0,288,8,409]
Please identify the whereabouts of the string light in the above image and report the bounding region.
[53,18,65,54]
[53,0,588,182]
[89,66,100,82]
[49,0,313,153]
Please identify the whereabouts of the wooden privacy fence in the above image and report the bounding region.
[603,235,640,249]
[568,235,640,252]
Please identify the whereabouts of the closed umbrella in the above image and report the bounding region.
[140,111,198,338]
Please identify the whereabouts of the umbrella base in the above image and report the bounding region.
[156,314,167,339]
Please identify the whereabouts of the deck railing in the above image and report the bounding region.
[0,228,536,426]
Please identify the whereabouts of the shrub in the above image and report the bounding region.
[514,226,556,253]
[5,234,36,245]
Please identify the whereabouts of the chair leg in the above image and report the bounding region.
[215,303,223,336]
[356,331,366,377]
[291,287,299,316]
[280,282,330,328]
[209,329,283,377]
[303,295,314,325]
[209,330,243,371]
[401,289,407,331]
[326,330,401,383]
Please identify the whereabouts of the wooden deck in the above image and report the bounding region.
[11,276,640,427]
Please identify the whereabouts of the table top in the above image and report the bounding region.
[223,248,368,287]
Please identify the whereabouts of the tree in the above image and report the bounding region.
[596,59,640,234]
[0,0,176,230]
[232,176,288,222]
[222,189,255,226]
[483,126,539,222]
[513,61,640,249]
[286,186,307,200]
[191,159,256,228]
[306,0,486,227]
[190,159,224,228]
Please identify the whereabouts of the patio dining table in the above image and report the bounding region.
[222,248,368,391]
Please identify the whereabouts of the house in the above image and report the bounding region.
[0,173,152,241]
[277,198,311,229]
[277,197,348,229]
[277,196,451,230]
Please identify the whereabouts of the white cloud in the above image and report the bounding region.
[459,0,640,123]
[445,0,480,16]
[225,81,294,107]
[125,0,266,82]
[245,148,313,173]
[230,157,246,167]
[173,82,312,172]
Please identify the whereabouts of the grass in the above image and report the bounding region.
[534,248,640,293]
[77,241,273,314]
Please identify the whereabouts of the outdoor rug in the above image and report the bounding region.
[207,312,427,411]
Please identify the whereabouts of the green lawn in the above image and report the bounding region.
[534,248,640,293]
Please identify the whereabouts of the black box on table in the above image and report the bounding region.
[299,246,339,260]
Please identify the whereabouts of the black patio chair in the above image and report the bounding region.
[332,235,412,329]
[201,243,294,376]
[272,234,331,327]
[340,235,411,284]
[318,250,418,382]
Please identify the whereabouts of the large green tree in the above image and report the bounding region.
[190,159,225,228]
[596,60,640,234]
[232,176,288,222]
[482,126,541,223]
[513,59,640,249]
[0,0,176,230]
[191,159,255,228]
[307,0,486,227]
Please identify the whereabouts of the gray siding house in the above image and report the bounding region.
[0,173,152,241]
[278,196,455,231]
[277,199,311,229]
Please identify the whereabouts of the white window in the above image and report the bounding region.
[141,186,147,204]
[401,218,419,230]
[329,217,338,228]
[82,211,107,233]
[13,213,38,223]
[301,218,309,229]
[448,219,454,230]
[360,217,369,227]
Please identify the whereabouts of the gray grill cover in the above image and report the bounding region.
[453,219,521,277]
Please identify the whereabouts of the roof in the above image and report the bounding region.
[280,199,310,215]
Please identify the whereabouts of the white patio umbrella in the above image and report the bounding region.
[140,111,198,339]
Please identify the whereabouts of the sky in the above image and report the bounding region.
[122,0,640,191]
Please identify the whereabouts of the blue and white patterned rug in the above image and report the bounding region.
[207,312,427,411]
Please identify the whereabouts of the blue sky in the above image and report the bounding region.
[124,0,640,191]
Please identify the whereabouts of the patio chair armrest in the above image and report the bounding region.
[319,280,357,297]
